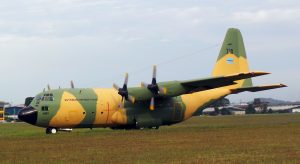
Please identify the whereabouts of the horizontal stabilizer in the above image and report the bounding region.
[230,84,287,94]
[181,71,269,92]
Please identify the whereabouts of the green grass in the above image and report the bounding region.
[0,114,300,164]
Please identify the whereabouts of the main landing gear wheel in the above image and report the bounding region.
[46,127,57,134]
[147,126,160,130]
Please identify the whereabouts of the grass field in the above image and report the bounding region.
[0,114,300,164]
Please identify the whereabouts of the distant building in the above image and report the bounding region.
[235,103,249,109]
[202,108,216,115]
[202,107,245,116]
[0,101,10,122]
[267,105,300,111]
[292,108,300,113]
[228,107,246,115]
[4,105,24,122]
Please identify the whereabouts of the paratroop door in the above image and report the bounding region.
[173,102,184,122]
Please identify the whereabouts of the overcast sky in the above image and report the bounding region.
[0,0,299,104]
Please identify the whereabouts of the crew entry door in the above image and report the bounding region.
[173,102,184,122]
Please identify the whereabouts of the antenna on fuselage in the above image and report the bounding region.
[47,84,51,91]
[70,80,75,89]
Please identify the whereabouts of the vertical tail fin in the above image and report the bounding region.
[212,28,253,88]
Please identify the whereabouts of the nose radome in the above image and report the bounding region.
[18,106,38,125]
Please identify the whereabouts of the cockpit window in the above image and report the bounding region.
[41,93,54,101]
[35,96,42,107]
[41,106,49,111]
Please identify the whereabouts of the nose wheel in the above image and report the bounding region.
[46,127,57,134]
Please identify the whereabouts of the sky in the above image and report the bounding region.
[0,0,299,104]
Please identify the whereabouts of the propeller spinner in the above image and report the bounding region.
[113,73,135,108]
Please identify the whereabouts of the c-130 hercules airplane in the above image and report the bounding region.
[19,28,286,134]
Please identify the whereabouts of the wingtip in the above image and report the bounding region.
[228,71,270,77]
[279,84,288,87]
[251,71,270,75]
[262,83,288,89]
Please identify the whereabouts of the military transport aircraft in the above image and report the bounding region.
[18,28,286,134]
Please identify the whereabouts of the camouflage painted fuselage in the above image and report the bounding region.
[19,28,286,131]
[30,87,229,129]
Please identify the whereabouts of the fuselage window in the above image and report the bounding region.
[42,94,54,101]
[41,106,49,111]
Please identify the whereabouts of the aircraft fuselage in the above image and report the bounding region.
[19,88,227,130]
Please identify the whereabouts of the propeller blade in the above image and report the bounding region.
[119,102,124,108]
[152,65,157,79]
[150,97,155,110]
[117,97,124,108]
[70,80,74,88]
[159,86,167,95]
[113,83,120,91]
[128,95,136,104]
[141,82,149,88]
[124,73,129,86]
[47,84,51,91]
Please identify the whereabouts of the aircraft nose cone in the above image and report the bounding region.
[18,106,38,125]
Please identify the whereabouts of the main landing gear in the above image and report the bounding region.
[45,127,73,134]
[149,126,159,130]
[46,127,57,134]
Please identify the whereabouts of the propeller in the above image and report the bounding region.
[113,73,135,108]
[141,65,167,110]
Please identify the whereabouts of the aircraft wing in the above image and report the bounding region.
[128,71,270,101]
[124,71,282,110]
[230,84,287,94]
[180,71,269,93]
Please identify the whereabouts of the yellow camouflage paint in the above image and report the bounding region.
[181,88,231,120]
[93,89,121,126]
[111,108,127,125]
[49,91,86,127]
[212,53,250,89]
